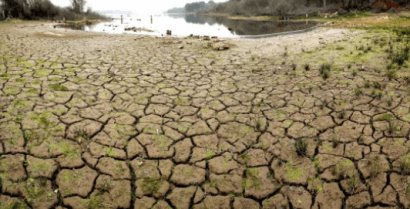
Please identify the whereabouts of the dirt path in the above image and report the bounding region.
[0,22,410,209]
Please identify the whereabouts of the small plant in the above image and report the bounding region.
[373,81,382,89]
[331,136,340,148]
[321,70,329,79]
[352,70,357,77]
[73,127,90,142]
[308,86,313,93]
[354,88,362,97]
[370,155,381,178]
[49,84,68,91]
[387,69,396,80]
[319,63,331,80]
[252,68,262,73]
[374,113,391,121]
[345,172,361,193]
[255,119,262,131]
[83,196,104,209]
[291,63,297,71]
[98,179,112,193]
[386,96,393,106]
[295,138,308,156]
[387,63,393,70]
[374,68,381,73]
[364,80,371,88]
[338,109,346,119]
[347,63,352,69]
[405,76,410,85]
[141,178,162,194]
[400,154,410,175]
[304,64,310,71]
[377,91,383,99]
[321,99,327,109]
[387,121,401,134]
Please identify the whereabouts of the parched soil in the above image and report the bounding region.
[1,21,410,209]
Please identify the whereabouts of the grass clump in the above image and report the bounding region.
[291,63,297,71]
[354,87,362,97]
[331,136,340,148]
[73,127,90,142]
[295,138,308,156]
[387,120,401,134]
[374,114,392,121]
[285,161,303,181]
[304,63,310,71]
[49,84,68,91]
[386,69,396,80]
[141,178,163,194]
[319,63,331,80]
[83,195,104,209]
[400,154,410,175]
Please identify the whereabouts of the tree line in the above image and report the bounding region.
[211,0,409,16]
[166,0,219,13]
[0,0,107,20]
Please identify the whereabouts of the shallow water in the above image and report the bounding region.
[59,13,317,38]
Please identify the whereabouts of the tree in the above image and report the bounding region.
[1,0,31,18]
[70,0,86,13]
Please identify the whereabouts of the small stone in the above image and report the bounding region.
[178,45,184,49]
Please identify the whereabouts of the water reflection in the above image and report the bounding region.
[56,13,317,38]
[204,15,316,36]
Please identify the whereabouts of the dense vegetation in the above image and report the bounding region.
[0,0,107,20]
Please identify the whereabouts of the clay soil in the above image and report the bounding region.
[1,18,410,209]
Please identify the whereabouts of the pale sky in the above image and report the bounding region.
[50,0,227,14]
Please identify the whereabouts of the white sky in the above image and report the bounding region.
[50,0,227,14]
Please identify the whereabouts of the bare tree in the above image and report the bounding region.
[70,0,86,13]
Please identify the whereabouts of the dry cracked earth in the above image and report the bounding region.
[0,22,410,209]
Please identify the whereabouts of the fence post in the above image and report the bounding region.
[151,15,153,24]
[121,15,123,24]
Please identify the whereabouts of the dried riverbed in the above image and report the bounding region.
[0,21,409,209]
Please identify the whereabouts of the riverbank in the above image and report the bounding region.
[1,20,410,209]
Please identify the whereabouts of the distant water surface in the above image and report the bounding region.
[59,13,317,38]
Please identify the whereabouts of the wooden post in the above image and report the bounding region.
[121,15,123,24]
[151,15,153,24]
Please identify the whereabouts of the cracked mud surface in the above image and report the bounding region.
[0,22,410,209]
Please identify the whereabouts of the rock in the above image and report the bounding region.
[212,43,229,51]
[178,45,184,49]
[166,30,172,35]
[211,36,218,39]
[386,7,398,13]
[203,36,210,40]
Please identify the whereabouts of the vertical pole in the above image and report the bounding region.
[151,15,153,24]
[121,15,123,24]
